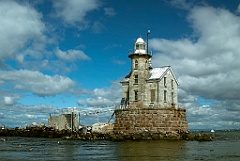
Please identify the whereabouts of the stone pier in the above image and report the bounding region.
[114,108,188,135]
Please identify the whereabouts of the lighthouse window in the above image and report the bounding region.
[164,77,167,87]
[135,90,138,101]
[136,44,139,50]
[171,92,174,105]
[164,90,167,103]
[134,74,138,84]
[140,44,145,49]
[150,89,155,102]
[134,60,138,69]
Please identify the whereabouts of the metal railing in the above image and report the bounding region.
[128,50,152,56]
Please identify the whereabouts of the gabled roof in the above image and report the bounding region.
[120,66,179,85]
[148,66,179,85]
[148,66,169,80]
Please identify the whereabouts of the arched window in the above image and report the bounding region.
[134,60,138,69]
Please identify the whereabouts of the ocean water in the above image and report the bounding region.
[0,130,239,161]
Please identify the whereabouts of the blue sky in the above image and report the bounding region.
[1,0,240,130]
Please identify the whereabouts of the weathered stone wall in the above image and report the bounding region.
[114,108,188,134]
[48,114,79,131]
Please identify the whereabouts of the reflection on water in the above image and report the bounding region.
[0,138,187,161]
[0,131,240,161]
[115,141,187,161]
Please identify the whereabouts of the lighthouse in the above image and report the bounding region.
[114,33,188,135]
[120,36,179,109]
[126,37,152,105]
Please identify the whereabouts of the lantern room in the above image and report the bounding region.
[134,37,147,54]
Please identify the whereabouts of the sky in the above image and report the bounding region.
[0,0,240,130]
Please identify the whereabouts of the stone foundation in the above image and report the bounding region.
[114,108,188,134]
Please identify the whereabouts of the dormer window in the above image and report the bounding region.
[134,60,138,69]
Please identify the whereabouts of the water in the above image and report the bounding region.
[0,130,240,161]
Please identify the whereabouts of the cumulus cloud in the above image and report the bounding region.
[3,94,21,106]
[78,81,121,107]
[0,101,57,127]
[4,96,15,105]
[187,101,240,129]
[84,97,114,107]
[0,70,76,96]
[0,0,46,61]
[52,0,100,27]
[149,5,240,129]
[56,48,91,62]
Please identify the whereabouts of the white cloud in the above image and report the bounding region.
[78,81,121,107]
[104,7,116,16]
[168,0,206,10]
[77,100,86,106]
[236,3,240,13]
[113,60,126,65]
[168,0,192,10]
[56,48,91,62]
[149,6,240,129]
[150,6,240,100]
[187,101,240,129]
[0,70,76,96]
[4,96,15,105]
[0,1,46,61]
[52,0,100,27]
[84,97,113,107]
[0,101,57,127]
[26,114,37,119]
[3,94,21,106]
[91,21,105,33]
